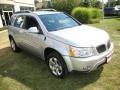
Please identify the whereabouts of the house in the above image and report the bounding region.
[35,0,52,10]
[0,0,35,27]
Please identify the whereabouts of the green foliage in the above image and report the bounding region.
[71,7,101,24]
[80,0,102,9]
[93,1,102,9]
[51,0,80,14]
[90,8,101,19]
[80,0,91,7]
[105,0,120,7]
[71,7,91,23]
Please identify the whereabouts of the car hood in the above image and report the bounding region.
[48,25,110,47]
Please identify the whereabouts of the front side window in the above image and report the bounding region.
[14,16,25,28]
[23,16,39,29]
[39,13,80,32]
[23,16,43,34]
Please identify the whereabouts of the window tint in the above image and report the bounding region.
[14,16,25,28]
[39,13,80,32]
[23,16,43,34]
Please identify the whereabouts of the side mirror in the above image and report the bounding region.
[28,27,39,34]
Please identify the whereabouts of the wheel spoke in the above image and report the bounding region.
[11,40,15,51]
[50,58,55,65]
[53,58,58,64]
[57,65,62,75]
[53,67,57,75]
[56,68,60,75]
[49,57,63,76]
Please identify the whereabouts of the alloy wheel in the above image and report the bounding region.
[49,57,63,76]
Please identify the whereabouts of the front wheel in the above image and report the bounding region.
[47,51,68,78]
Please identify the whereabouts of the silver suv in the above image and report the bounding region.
[8,10,114,78]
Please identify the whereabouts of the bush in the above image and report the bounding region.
[52,0,80,14]
[71,7,91,23]
[71,7,102,23]
[90,8,101,19]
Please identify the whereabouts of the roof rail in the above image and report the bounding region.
[36,8,56,11]
[14,10,32,14]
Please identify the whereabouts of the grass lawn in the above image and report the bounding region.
[0,18,120,90]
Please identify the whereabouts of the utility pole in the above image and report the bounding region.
[102,0,104,19]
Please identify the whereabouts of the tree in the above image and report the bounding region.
[116,0,120,5]
[51,0,81,14]
[106,0,120,7]
[81,0,102,9]
[94,1,102,8]
[82,0,91,7]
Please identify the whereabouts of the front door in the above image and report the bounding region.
[20,16,45,58]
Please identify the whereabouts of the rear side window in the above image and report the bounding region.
[14,16,25,28]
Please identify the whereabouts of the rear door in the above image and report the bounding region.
[8,15,25,45]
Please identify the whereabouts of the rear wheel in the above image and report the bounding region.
[47,51,68,78]
[10,38,19,52]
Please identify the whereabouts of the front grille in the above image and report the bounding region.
[96,40,111,54]
[96,44,106,53]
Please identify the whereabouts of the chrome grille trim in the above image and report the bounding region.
[96,40,111,54]
[96,44,106,53]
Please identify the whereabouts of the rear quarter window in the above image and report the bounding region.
[14,16,25,28]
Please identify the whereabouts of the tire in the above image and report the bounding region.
[47,51,68,78]
[10,38,19,52]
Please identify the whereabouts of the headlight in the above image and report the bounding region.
[69,46,95,58]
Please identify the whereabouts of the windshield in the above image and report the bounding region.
[39,13,80,31]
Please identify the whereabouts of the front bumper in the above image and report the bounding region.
[63,43,114,72]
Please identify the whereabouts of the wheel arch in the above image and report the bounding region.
[44,47,73,72]
[44,47,62,61]
[9,35,13,39]
[44,47,69,77]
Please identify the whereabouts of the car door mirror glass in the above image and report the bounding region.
[28,27,39,34]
